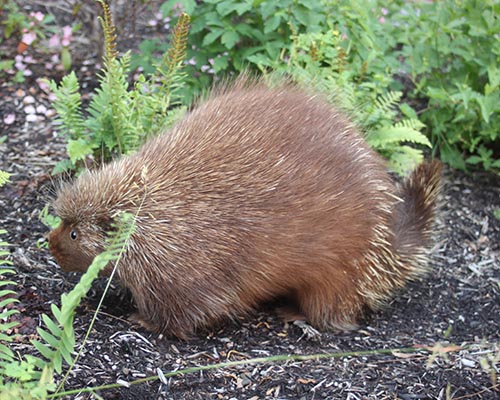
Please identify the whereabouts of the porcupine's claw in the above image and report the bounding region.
[293,320,321,341]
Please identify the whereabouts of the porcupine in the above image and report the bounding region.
[48,77,441,339]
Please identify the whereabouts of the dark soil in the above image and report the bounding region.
[1,5,499,400]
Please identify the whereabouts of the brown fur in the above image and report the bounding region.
[48,77,441,339]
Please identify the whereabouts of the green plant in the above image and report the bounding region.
[0,206,136,399]
[0,170,54,399]
[159,0,338,98]
[39,205,61,232]
[1,1,29,43]
[48,2,190,173]
[276,28,430,175]
[389,0,500,171]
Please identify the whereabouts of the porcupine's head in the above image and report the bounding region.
[48,162,135,274]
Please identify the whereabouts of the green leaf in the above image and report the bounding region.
[161,0,197,16]
[67,138,94,164]
[37,328,60,349]
[32,340,55,360]
[52,159,74,175]
[466,155,482,165]
[264,15,281,34]
[0,297,18,308]
[42,314,63,337]
[476,94,497,124]
[202,29,224,46]
[221,30,239,49]
[50,305,62,324]
[61,47,72,71]
[368,127,432,148]
[212,55,229,73]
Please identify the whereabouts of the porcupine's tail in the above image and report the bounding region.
[392,160,442,278]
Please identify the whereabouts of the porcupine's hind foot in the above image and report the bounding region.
[294,285,363,334]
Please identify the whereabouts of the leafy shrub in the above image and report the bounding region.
[389,0,500,171]
[49,2,190,173]
[159,0,337,98]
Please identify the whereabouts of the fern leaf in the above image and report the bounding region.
[0,171,10,187]
[41,314,63,338]
[394,118,425,131]
[48,72,86,139]
[388,145,425,175]
[367,126,432,148]
[375,91,402,114]
[32,340,56,361]
[0,343,15,361]
[155,13,190,108]
[36,328,60,349]
[49,304,62,323]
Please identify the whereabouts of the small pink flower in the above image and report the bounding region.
[49,34,61,48]
[23,55,35,63]
[381,8,388,15]
[30,12,44,22]
[61,26,72,47]
[62,25,72,37]
[21,30,37,45]
[379,16,386,24]
[15,60,25,71]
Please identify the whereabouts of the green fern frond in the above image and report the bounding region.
[87,52,134,156]
[361,91,402,128]
[375,91,402,114]
[32,212,136,380]
[0,222,55,397]
[48,73,86,140]
[387,146,426,175]
[156,13,190,107]
[367,126,432,149]
[394,118,425,131]
[165,13,190,71]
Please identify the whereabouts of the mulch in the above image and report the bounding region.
[1,7,499,399]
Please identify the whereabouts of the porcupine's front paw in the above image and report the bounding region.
[276,305,322,340]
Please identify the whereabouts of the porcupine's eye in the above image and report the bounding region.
[70,230,77,240]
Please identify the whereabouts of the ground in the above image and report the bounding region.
[1,7,499,400]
